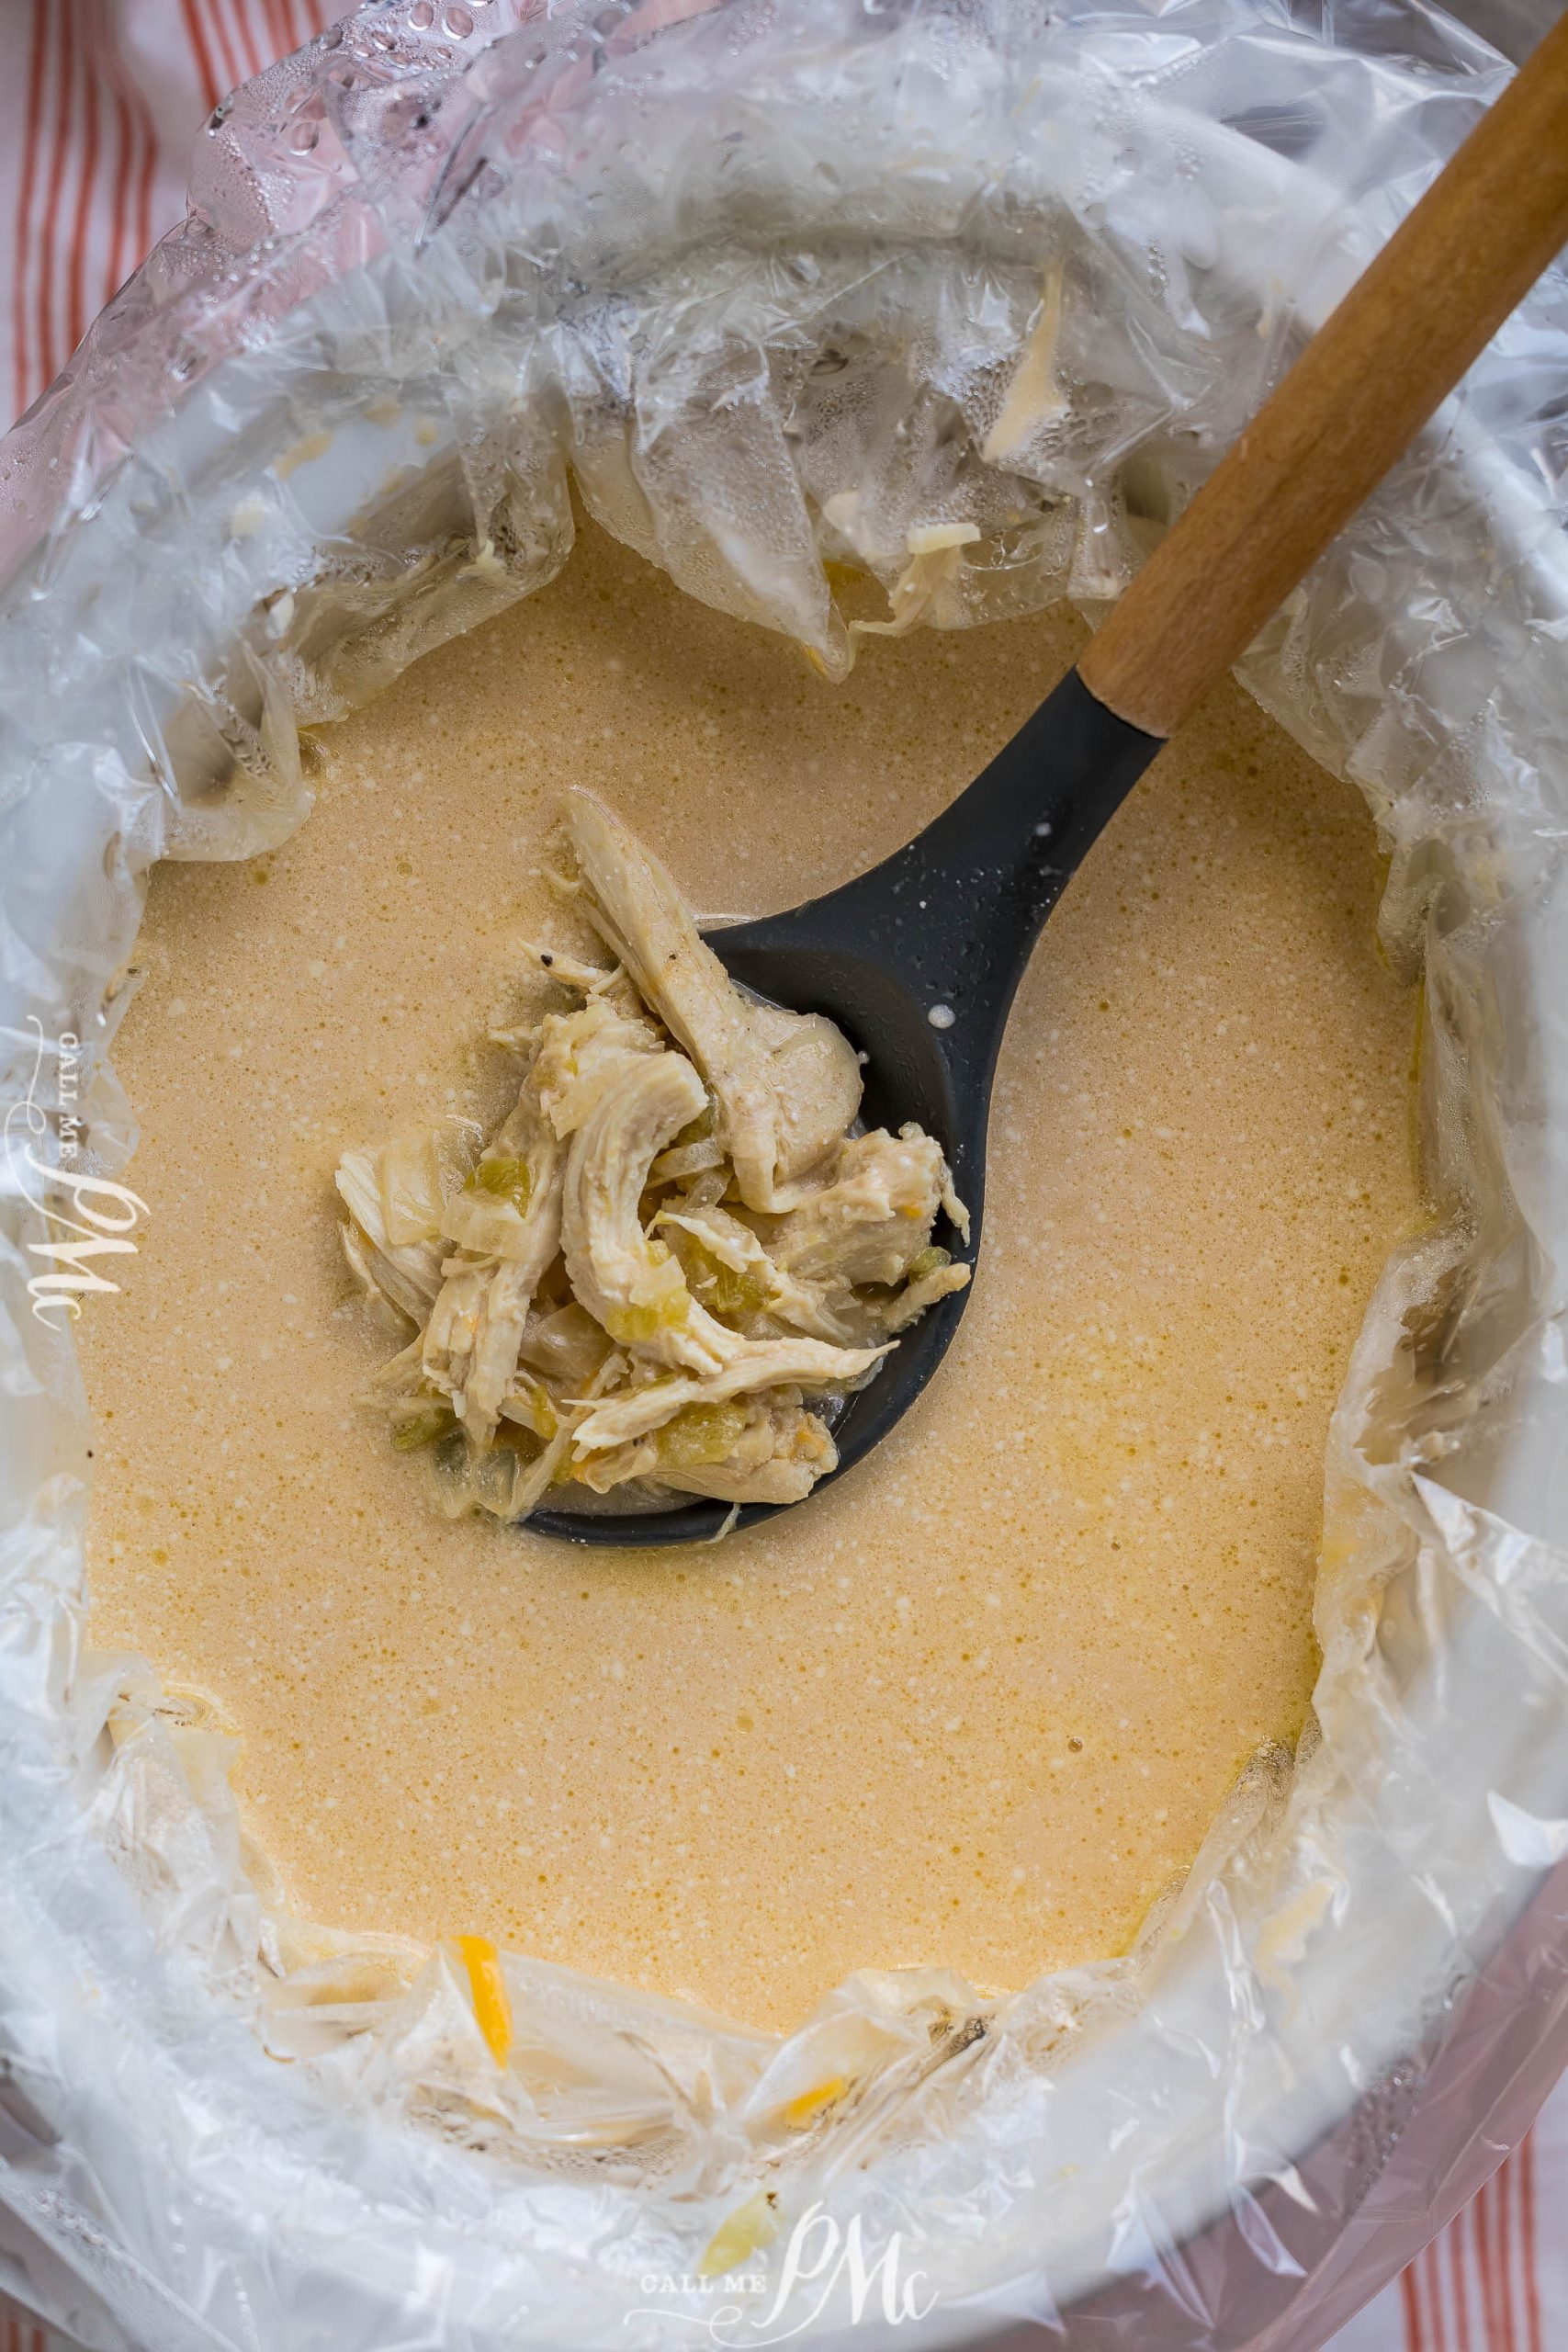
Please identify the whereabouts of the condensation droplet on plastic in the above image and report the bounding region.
[410,0,434,23]
[286,119,320,153]
[445,3,474,33]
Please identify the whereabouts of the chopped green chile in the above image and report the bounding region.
[670,1099,716,1149]
[391,1402,460,1453]
[469,1154,534,1209]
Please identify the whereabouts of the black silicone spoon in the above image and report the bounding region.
[531,9,1568,1546]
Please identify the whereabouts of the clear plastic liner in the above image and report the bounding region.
[1,0,1566,2346]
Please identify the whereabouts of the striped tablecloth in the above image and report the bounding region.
[1,0,341,426]
[0,3,1562,2346]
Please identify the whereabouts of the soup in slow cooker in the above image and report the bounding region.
[77,517,1420,2030]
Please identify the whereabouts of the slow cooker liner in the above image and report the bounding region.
[1,0,1567,2346]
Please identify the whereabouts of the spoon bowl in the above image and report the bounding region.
[528,956,976,1548]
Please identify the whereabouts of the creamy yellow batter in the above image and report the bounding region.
[78,520,1420,2030]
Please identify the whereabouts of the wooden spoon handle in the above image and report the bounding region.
[1077,8,1568,742]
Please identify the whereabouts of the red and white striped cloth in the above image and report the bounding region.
[0,4,1562,2346]
[1,0,343,425]
[1333,2115,1562,2352]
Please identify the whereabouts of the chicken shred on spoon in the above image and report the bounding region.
[336,791,970,1523]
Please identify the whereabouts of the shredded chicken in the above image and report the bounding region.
[570,1336,891,1454]
[561,1052,732,1374]
[335,1144,447,1323]
[577,1395,839,1506]
[532,994,663,1140]
[338,794,970,1522]
[653,1203,859,1343]
[563,790,862,1211]
[770,1125,964,1287]
[421,1087,565,1444]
